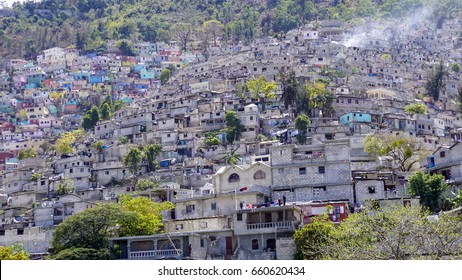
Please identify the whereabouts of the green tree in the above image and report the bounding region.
[18,147,38,160]
[199,26,211,61]
[76,32,86,50]
[48,247,111,260]
[82,115,93,130]
[294,114,310,144]
[116,40,135,56]
[123,147,143,175]
[424,212,462,259]
[203,20,224,46]
[408,171,448,213]
[143,144,162,172]
[90,105,100,124]
[173,23,192,51]
[93,140,104,153]
[159,69,171,85]
[30,172,42,182]
[294,205,462,260]
[363,134,386,157]
[204,135,221,146]
[4,0,460,62]
[294,213,334,260]
[51,203,138,254]
[354,0,376,17]
[103,94,113,109]
[241,7,260,44]
[452,63,460,73]
[87,29,105,50]
[363,134,425,172]
[24,39,37,61]
[425,62,446,101]
[272,0,300,33]
[451,189,462,208]
[279,70,299,114]
[55,177,76,195]
[0,243,30,260]
[119,136,129,145]
[405,103,427,115]
[234,82,248,99]
[457,82,462,116]
[295,84,312,116]
[222,147,241,165]
[135,178,159,191]
[118,21,137,39]
[100,102,111,120]
[305,81,335,117]
[224,110,244,144]
[247,76,277,111]
[295,81,334,117]
[112,99,124,113]
[331,205,429,260]
[257,134,268,141]
[118,194,174,236]
[82,106,100,130]
[55,130,84,155]
[137,20,158,43]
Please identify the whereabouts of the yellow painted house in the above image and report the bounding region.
[121,60,136,67]
[92,84,111,91]
[49,91,63,99]
[20,106,50,119]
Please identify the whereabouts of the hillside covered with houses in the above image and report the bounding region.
[1,11,462,260]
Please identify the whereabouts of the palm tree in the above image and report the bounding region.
[222,147,241,165]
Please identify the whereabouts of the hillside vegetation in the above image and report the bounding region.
[0,0,461,59]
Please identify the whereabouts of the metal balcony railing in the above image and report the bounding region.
[129,249,182,259]
[246,221,294,231]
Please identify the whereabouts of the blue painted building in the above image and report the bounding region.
[134,83,149,90]
[0,105,13,114]
[26,72,47,87]
[72,72,91,81]
[61,82,72,91]
[339,111,372,128]
[133,64,146,72]
[140,68,159,79]
[89,75,103,84]
[121,97,133,104]
[25,83,37,89]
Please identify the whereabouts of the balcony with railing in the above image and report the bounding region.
[245,221,295,234]
[129,249,183,259]
[234,205,303,235]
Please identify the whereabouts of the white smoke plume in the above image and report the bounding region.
[342,6,436,48]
